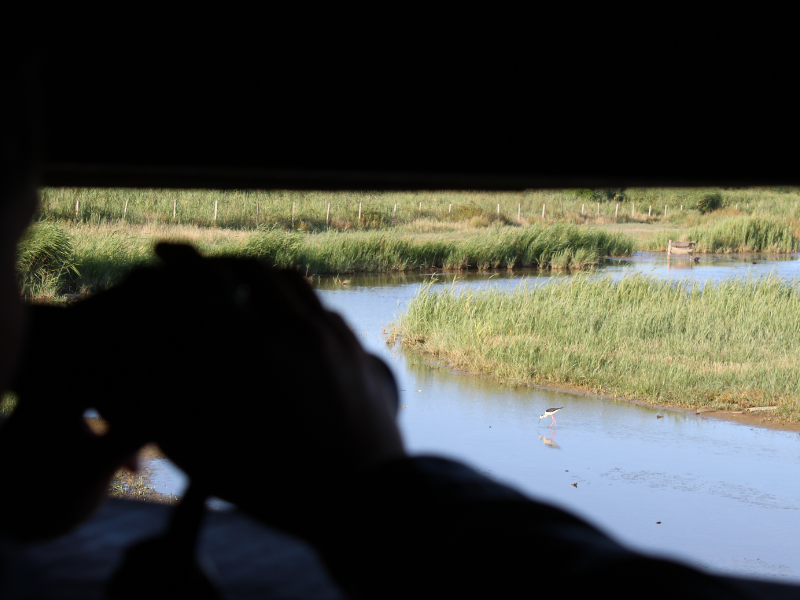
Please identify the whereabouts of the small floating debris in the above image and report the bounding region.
[656,415,663,419]
[696,407,717,414]
[571,483,577,488]
[656,521,661,524]
[747,406,778,412]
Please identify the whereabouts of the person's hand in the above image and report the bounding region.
[0,407,141,542]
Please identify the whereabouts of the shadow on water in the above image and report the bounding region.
[150,251,800,582]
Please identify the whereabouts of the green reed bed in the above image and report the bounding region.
[241,222,633,273]
[389,274,800,420]
[642,216,798,253]
[17,221,634,296]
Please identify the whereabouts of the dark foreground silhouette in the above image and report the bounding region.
[2,243,799,598]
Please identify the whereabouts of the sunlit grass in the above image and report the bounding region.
[641,216,797,253]
[17,221,635,295]
[38,187,800,233]
[389,273,800,420]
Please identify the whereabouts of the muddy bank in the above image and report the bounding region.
[530,384,800,433]
[439,363,800,433]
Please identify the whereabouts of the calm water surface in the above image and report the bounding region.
[156,252,800,582]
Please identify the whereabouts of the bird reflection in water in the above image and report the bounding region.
[538,432,560,449]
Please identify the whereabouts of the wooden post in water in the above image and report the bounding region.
[542,204,546,219]
[75,199,79,220]
[214,200,218,223]
[667,239,672,260]
[326,203,331,229]
[123,199,128,220]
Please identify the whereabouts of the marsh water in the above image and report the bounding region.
[151,252,800,582]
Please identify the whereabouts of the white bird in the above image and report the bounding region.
[539,407,563,427]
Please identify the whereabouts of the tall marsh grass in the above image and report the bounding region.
[16,221,80,298]
[241,222,633,273]
[390,274,800,419]
[642,216,798,253]
[28,222,633,294]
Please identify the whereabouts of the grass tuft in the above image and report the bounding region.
[16,221,80,299]
[389,273,800,420]
[643,216,798,253]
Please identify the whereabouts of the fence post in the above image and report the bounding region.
[123,199,128,220]
[615,203,619,219]
[632,203,635,216]
[664,205,667,217]
[518,203,521,219]
[292,201,296,227]
[597,202,600,216]
[668,240,672,260]
[449,203,452,214]
[173,197,177,218]
[497,203,500,215]
[649,205,652,217]
[358,202,362,222]
[394,203,397,217]
[75,199,79,221]
[256,200,259,223]
[680,205,683,211]
[582,203,584,216]
[214,200,218,223]
[326,203,331,229]
[542,204,546,219]
[419,201,422,213]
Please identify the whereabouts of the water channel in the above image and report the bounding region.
[148,252,800,583]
